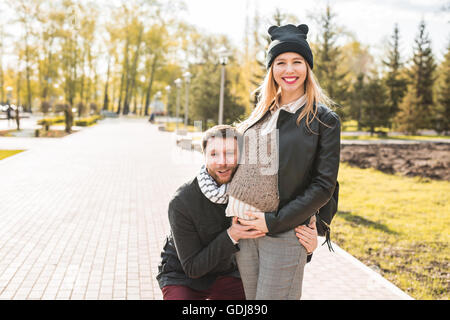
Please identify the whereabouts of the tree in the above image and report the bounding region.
[383,24,407,126]
[77,3,99,117]
[102,19,124,112]
[123,21,143,115]
[0,25,6,103]
[60,0,80,109]
[248,6,266,109]
[190,62,245,126]
[313,4,349,118]
[187,34,246,126]
[359,74,390,135]
[102,51,112,111]
[348,73,365,130]
[111,1,168,115]
[433,41,450,134]
[402,19,436,131]
[341,40,374,129]
[36,4,65,111]
[395,83,422,135]
[142,23,171,116]
[11,0,43,112]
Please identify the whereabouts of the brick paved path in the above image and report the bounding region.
[0,118,412,300]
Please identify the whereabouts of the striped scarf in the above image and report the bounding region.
[197,165,229,204]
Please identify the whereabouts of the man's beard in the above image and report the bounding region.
[207,165,237,185]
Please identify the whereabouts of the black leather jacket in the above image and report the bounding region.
[245,103,341,235]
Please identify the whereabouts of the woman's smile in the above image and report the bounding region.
[282,76,299,84]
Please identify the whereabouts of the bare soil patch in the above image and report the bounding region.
[340,143,450,181]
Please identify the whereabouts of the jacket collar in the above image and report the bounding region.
[271,94,306,115]
[243,95,307,133]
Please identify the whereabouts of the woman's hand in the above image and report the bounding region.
[294,215,318,254]
[238,211,269,233]
[228,217,266,242]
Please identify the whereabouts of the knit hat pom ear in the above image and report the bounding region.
[297,24,309,38]
[268,25,278,37]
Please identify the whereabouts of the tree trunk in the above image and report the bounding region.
[25,42,32,112]
[103,56,111,111]
[79,52,86,117]
[42,37,54,102]
[0,27,4,103]
[144,55,158,116]
[117,70,125,114]
[118,35,130,115]
[124,26,143,115]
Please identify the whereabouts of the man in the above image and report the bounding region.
[156,125,318,300]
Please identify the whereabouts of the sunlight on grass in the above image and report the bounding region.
[334,163,450,299]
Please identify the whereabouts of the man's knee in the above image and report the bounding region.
[162,285,207,300]
[209,276,246,300]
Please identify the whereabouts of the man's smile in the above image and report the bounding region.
[217,168,232,176]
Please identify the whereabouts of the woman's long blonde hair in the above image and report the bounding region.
[240,60,335,134]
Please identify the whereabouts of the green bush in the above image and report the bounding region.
[74,115,102,127]
[37,116,65,129]
[37,115,103,128]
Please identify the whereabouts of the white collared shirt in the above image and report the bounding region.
[260,94,306,135]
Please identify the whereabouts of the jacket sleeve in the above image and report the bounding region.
[168,197,239,279]
[265,110,341,235]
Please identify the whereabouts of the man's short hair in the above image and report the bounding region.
[201,125,242,153]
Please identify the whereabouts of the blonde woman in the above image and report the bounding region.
[225,24,341,300]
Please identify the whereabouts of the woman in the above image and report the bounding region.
[225,23,341,300]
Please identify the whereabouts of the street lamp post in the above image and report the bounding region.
[174,78,182,131]
[183,71,191,127]
[52,83,59,114]
[6,86,12,105]
[155,90,162,110]
[165,85,171,119]
[218,47,230,125]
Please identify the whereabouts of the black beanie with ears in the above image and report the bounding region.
[265,24,314,70]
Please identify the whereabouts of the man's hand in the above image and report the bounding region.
[294,215,318,254]
[228,217,266,243]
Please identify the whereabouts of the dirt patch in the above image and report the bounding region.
[340,143,450,181]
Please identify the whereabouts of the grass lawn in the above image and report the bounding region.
[164,122,198,133]
[334,163,449,300]
[342,120,359,132]
[387,135,450,140]
[0,150,25,160]
[341,135,450,141]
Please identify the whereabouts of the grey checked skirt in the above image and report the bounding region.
[235,229,308,300]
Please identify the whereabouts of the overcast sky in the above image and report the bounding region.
[0,0,448,67]
[180,0,449,62]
